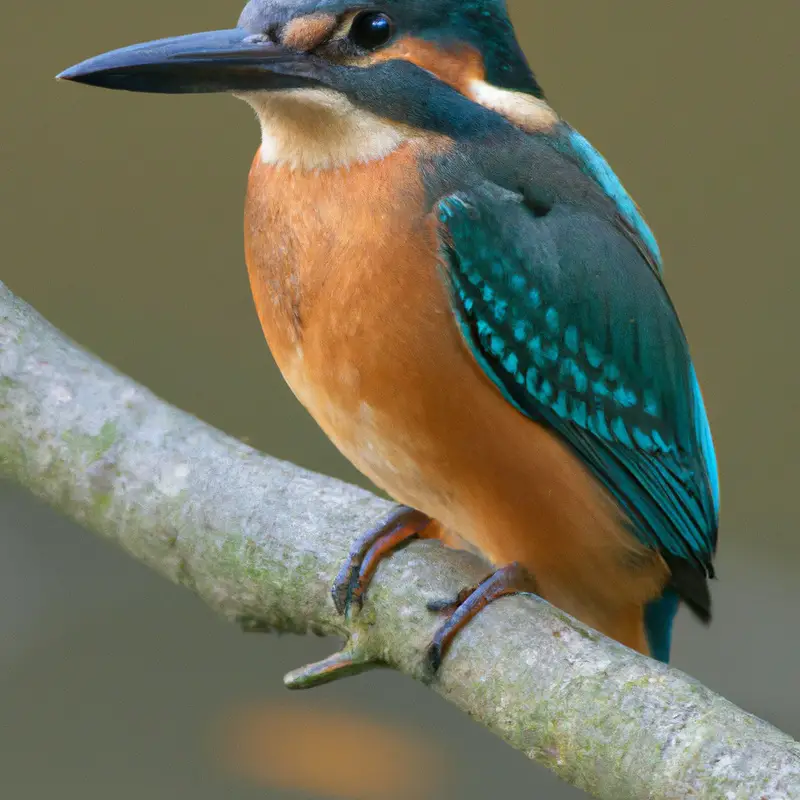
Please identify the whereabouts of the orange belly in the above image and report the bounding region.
[244,142,667,653]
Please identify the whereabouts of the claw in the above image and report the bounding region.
[425,586,474,613]
[426,562,538,674]
[332,506,433,618]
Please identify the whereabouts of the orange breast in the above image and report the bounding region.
[244,142,667,651]
[244,140,453,507]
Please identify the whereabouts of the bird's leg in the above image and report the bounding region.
[332,505,435,617]
[426,562,538,672]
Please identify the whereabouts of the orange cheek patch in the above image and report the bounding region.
[371,37,486,95]
[369,36,559,134]
[281,13,338,51]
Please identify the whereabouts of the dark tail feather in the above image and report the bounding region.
[662,552,712,624]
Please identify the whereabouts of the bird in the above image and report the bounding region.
[58,0,719,670]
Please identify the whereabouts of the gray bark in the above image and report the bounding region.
[1,279,798,799]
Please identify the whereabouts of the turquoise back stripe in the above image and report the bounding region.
[568,129,663,271]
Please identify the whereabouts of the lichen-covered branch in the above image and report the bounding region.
[1,279,798,800]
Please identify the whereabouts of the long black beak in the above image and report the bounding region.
[57,29,322,94]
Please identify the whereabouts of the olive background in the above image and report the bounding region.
[1,1,798,797]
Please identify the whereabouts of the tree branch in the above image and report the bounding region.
[1,279,798,799]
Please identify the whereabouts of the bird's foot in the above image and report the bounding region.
[331,505,434,618]
[289,511,533,688]
[425,562,538,673]
[283,506,434,691]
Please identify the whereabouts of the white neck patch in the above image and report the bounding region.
[240,88,413,171]
[467,80,559,133]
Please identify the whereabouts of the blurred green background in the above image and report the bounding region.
[1,1,798,797]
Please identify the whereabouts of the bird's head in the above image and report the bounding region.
[59,0,557,169]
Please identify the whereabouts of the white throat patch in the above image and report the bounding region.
[240,88,413,171]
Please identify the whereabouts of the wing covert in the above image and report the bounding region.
[437,188,718,592]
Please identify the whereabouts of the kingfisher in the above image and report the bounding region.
[59,0,719,668]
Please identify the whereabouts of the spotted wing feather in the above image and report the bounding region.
[438,187,718,614]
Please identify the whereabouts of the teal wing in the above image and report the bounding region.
[437,186,719,615]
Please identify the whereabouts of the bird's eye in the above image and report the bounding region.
[349,11,395,50]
